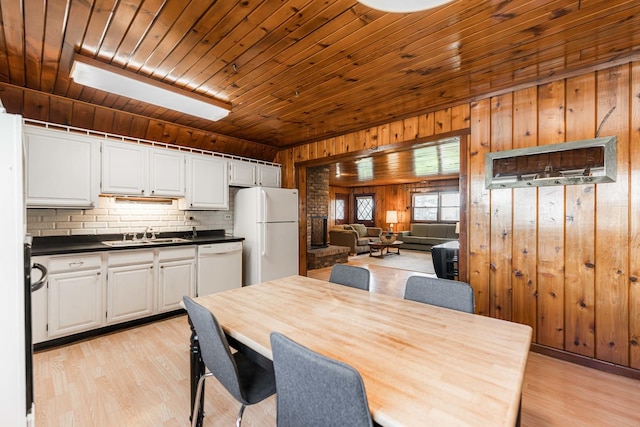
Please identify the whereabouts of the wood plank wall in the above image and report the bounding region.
[328,180,459,232]
[279,60,640,371]
[468,62,640,370]
[275,104,471,189]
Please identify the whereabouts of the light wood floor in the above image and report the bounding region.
[34,264,640,426]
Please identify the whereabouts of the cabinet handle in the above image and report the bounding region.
[69,261,84,268]
[141,189,145,194]
[151,190,155,194]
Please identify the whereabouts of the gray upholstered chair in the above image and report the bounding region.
[270,332,374,427]
[329,264,371,291]
[403,275,475,313]
[183,296,276,427]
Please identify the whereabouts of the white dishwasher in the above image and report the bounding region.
[197,241,243,297]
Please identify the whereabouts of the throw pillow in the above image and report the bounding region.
[350,223,367,238]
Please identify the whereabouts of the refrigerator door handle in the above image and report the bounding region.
[260,188,267,222]
[260,223,268,256]
[31,263,48,292]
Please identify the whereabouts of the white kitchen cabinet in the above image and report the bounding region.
[33,244,202,344]
[101,141,185,197]
[228,159,256,187]
[24,125,100,208]
[106,250,154,324]
[181,154,228,210]
[228,159,281,188]
[47,254,104,338]
[257,164,281,187]
[101,140,147,196]
[149,148,185,197]
[157,246,196,312]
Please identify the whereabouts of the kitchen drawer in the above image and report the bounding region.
[48,254,102,273]
[107,249,154,266]
[158,246,196,261]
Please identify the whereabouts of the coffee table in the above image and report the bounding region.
[369,240,402,258]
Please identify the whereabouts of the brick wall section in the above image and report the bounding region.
[27,188,239,237]
[307,246,348,270]
[306,166,329,249]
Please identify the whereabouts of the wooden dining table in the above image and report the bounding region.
[189,275,532,427]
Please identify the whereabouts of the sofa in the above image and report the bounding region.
[397,223,458,251]
[329,224,382,255]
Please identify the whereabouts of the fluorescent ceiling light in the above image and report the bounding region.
[358,0,454,13]
[70,55,230,121]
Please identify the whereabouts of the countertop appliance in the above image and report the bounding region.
[197,241,243,296]
[233,187,299,286]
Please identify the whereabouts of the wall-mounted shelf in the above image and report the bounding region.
[485,136,616,189]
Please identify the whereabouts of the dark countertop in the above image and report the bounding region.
[32,229,244,256]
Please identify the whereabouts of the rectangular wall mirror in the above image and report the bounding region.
[485,136,617,189]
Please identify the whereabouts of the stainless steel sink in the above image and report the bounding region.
[102,237,191,247]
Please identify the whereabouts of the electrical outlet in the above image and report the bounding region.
[224,214,232,220]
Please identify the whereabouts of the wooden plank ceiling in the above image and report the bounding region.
[327,136,460,187]
[0,0,639,161]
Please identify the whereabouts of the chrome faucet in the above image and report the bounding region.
[142,227,156,240]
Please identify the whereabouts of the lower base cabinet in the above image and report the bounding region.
[32,246,197,344]
[46,254,103,339]
[157,247,196,312]
[106,250,155,324]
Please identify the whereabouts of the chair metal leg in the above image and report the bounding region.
[191,372,213,427]
[236,404,246,427]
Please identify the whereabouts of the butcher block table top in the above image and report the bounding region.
[194,275,532,427]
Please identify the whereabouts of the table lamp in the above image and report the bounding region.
[386,210,398,233]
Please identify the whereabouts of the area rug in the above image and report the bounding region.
[348,249,435,274]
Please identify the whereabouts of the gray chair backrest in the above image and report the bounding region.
[404,276,475,313]
[329,264,370,291]
[183,296,245,403]
[270,332,373,427]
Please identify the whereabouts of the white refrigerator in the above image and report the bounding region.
[234,187,299,286]
[0,108,31,425]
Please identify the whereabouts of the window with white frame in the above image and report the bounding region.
[411,191,459,222]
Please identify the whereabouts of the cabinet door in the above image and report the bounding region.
[257,164,281,188]
[229,160,256,187]
[158,258,196,312]
[24,126,99,208]
[101,141,148,196]
[106,263,154,323]
[149,148,185,197]
[48,269,103,338]
[183,155,229,209]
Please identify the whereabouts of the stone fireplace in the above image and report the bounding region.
[306,166,348,269]
[310,216,328,248]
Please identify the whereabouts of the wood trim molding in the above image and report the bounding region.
[531,343,640,381]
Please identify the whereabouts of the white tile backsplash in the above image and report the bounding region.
[27,187,239,237]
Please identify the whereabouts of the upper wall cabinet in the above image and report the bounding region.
[149,149,186,197]
[180,154,229,210]
[257,164,281,187]
[101,141,185,197]
[485,136,617,189]
[228,159,281,188]
[24,125,100,208]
